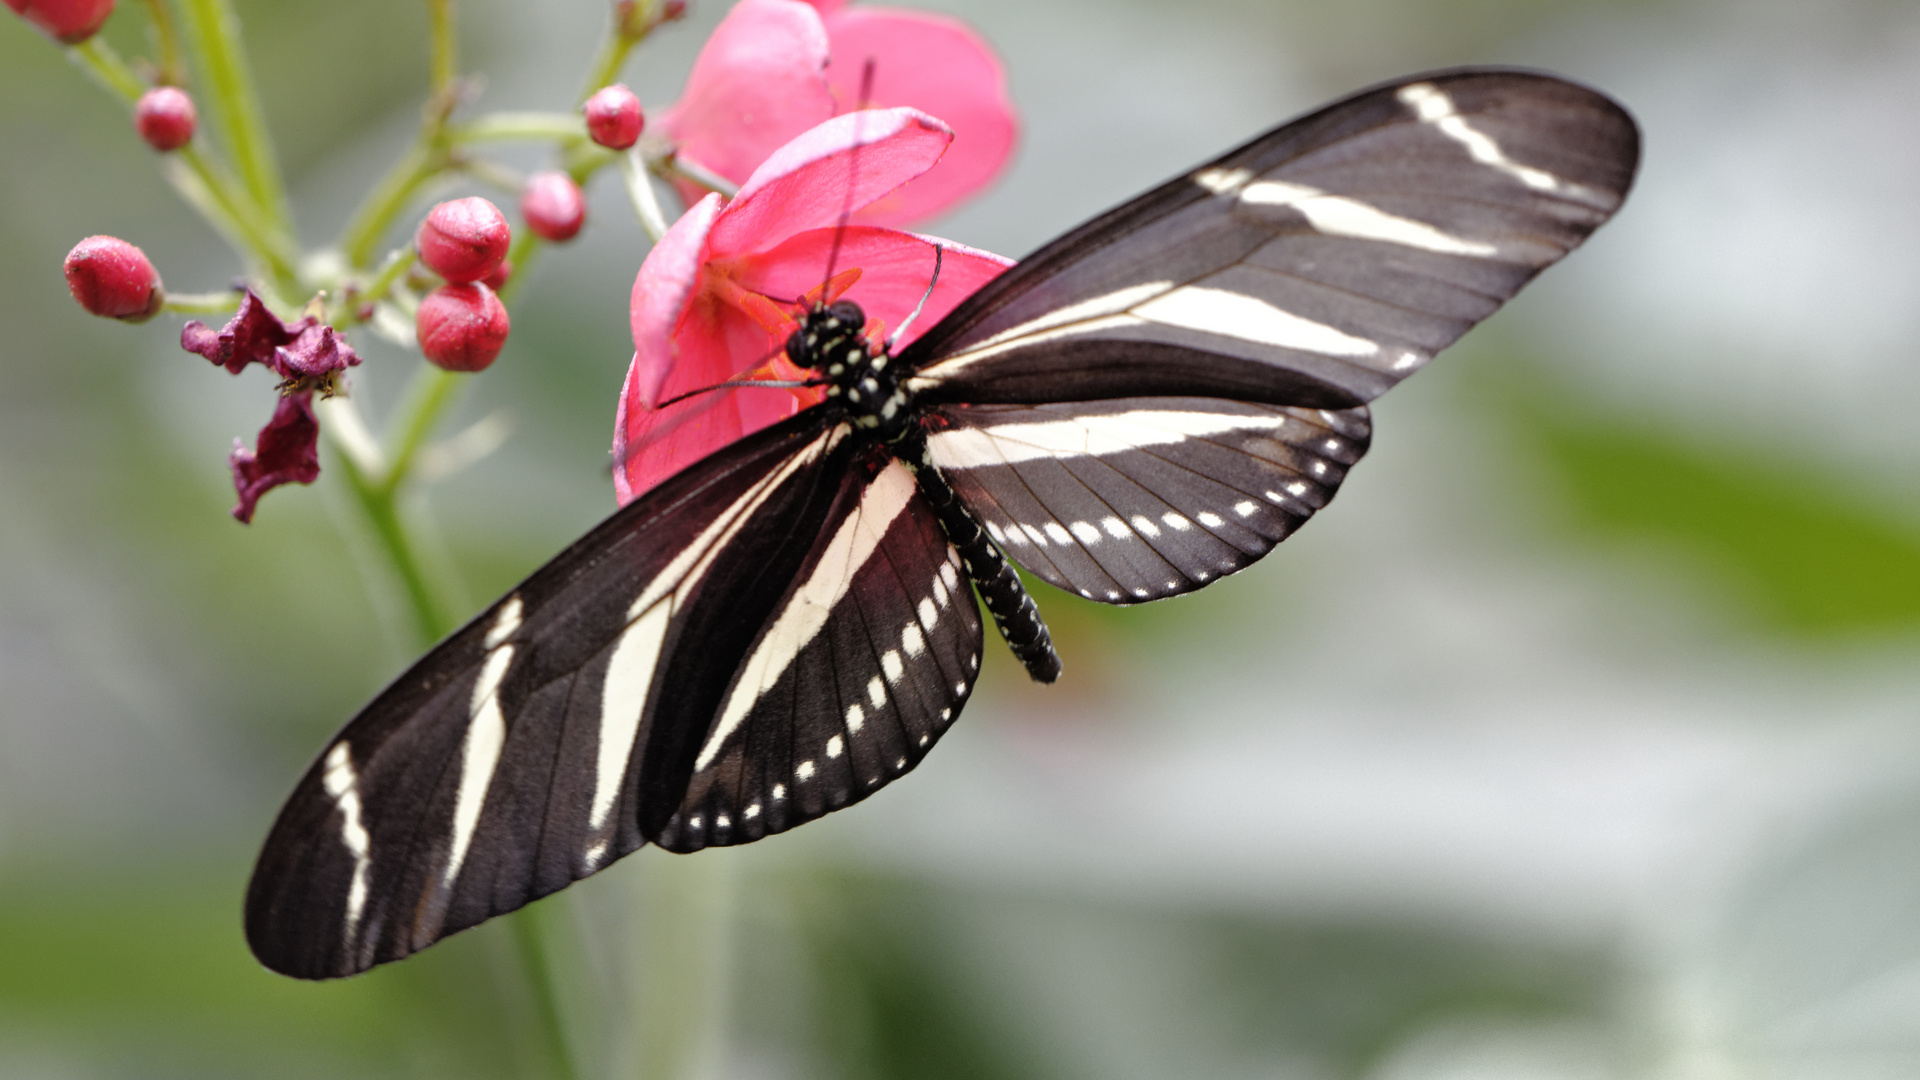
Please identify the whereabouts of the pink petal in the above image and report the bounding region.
[628,193,724,410]
[614,294,807,505]
[797,0,849,13]
[708,107,953,257]
[731,226,1011,349]
[823,7,1017,225]
[657,0,836,188]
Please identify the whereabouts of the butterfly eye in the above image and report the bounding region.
[784,327,808,365]
[826,299,865,328]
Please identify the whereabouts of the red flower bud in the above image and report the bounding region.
[416,283,510,372]
[415,197,511,283]
[584,84,644,151]
[134,86,196,152]
[522,171,586,243]
[661,0,686,21]
[481,257,512,291]
[5,0,114,43]
[63,235,163,322]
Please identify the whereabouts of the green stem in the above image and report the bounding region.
[142,0,187,87]
[427,0,456,96]
[452,111,587,145]
[339,142,440,269]
[66,38,299,291]
[333,446,451,644]
[177,0,294,244]
[356,247,420,316]
[510,906,582,1080]
[577,2,649,102]
[619,148,669,242]
[377,365,462,500]
[66,37,145,101]
[162,289,243,314]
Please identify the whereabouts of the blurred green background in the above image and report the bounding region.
[5,0,1920,1076]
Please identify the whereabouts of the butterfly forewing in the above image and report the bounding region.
[245,413,852,978]
[925,399,1369,603]
[902,70,1638,410]
[658,451,985,852]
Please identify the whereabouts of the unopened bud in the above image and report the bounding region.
[584,84,644,151]
[521,171,586,243]
[416,282,510,372]
[5,0,115,43]
[416,197,511,283]
[135,86,197,152]
[481,257,512,291]
[64,235,163,322]
[661,0,686,21]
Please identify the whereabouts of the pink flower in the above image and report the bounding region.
[658,0,1015,226]
[614,107,1012,504]
[181,291,362,521]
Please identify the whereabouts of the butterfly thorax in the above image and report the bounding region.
[786,301,915,443]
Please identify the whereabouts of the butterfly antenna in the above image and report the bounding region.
[654,377,828,410]
[886,243,944,353]
[820,58,879,305]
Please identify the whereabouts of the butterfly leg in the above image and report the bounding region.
[898,433,1062,683]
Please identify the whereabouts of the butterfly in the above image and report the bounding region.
[246,68,1640,978]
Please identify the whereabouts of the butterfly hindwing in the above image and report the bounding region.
[924,398,1370,603]
[245,413,853,978]
[902,69,1638,410]
[657,449,985,853]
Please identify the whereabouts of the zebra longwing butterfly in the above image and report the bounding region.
[247,69,1640,978]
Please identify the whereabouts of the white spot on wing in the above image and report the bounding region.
[1397,82,1614,209]
[321,743,373,938]
[846,703,865,732]
[985,521,1006,544]
[589,603,671,847]
[826,735,844,759]
[1043,522,1073,545]
[1130,515,1162,538]
[902,623,925,658]
[1021,523,1050,547]
[445,643,514,890]
[1197,511,1225,528]
[868,675,886,708]
[1163,513,1192,531]
[1134,286,1378,358]
[1238,179,1498,256]
[1069,521,1103,544]
[484,596,523,648]
[1101,517,1130,539]
[882,650,905,683]
[1234,500,1258,517]
[745,803,761,820]
[928,408,1290,469]
[796,760,816,780]
[698,462,919,771]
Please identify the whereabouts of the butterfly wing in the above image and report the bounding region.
[652,449,986,853]
[923,398,1370,602]
[245,412,856,978]
[901,69,1639,410]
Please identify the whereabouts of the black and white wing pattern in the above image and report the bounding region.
[923,398,1370,602]
[902,69,1638,412]
[248,67,1640,980]
[247,413,858,978]
[654,453,984,853]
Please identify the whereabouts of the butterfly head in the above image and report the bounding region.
[783,300,870,371]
